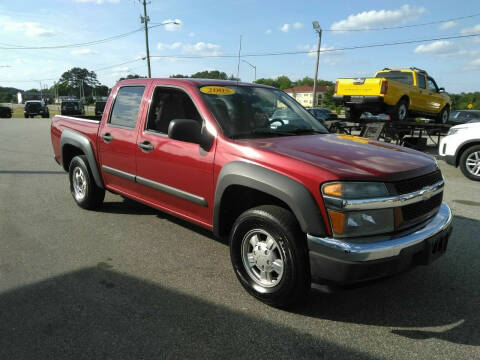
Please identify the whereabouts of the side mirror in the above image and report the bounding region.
[168,119,201,143]
[168,119,215,149]
[438,87,445,92]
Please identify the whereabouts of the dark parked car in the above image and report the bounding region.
[307,107,338,121]
[24,101,49,118]
[61,100,85,116]
[448,110,480,125]
[94,101,107,116]
[0,105,12,118]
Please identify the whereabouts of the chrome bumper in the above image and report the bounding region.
[307,203,452,262]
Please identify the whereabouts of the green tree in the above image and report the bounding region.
[118,74,144,81]
[294,77,314,86]
[94,85,110,97]
[276,75,292,90]
[57,67,99,97]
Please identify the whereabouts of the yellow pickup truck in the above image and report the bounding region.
[333,68,451,123]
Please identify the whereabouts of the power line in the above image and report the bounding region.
[324,12,480,32]
[0,22,178,51]
[1,58,145,83]
[3,32,480,84]
[148,32,480,59]
[0,28,143,50]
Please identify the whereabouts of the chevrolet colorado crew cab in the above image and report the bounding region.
[51,78,452,307]
[334,68,451,123]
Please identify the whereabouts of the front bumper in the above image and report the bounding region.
[438,155,456,166]
[307,203,452,284]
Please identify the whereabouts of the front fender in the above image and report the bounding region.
[213,161,326,238]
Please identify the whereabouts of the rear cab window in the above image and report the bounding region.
[375,71,413,85]
[109,86,145,128]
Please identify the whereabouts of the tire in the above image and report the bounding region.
[390,98,409,122]
[68,155,105,209]
[459,145,480,181]
[345,107,362,122]
[436,106,449,124]
[230,205,310,308]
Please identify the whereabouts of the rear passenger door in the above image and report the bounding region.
[99,85,146,194]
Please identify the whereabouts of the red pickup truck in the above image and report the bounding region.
[51,78,452,307]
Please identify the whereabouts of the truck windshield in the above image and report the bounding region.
[25,102,41,110]
[375,71,413,85]
[199,85,328,138]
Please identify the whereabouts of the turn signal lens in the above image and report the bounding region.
[328,210,345,235]
[323,183,342,197]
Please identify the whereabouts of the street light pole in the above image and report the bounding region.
[312,21,322,108]
[241,59,256,82]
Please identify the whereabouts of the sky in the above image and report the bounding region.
[0,0,479,93]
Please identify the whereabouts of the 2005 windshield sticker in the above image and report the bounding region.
[200,86,235,95]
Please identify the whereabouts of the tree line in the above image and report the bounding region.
[1,68,478,110]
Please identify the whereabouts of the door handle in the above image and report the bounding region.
[138,141,154,152]
[102,133,113,143]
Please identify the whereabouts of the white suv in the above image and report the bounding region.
[439,121,480,181]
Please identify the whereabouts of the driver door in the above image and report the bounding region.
[135,85,216,227]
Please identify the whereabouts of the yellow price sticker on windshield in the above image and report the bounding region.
[200,86,235,95]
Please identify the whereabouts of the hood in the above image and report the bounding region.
[235,134,437,182]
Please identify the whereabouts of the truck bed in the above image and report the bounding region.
[51,114,101,167]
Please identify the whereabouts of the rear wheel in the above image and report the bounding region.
[68,155,105,209]
[390,98,409,122]
[459,145,480,181]
[345,107,362,122]
[230,205,310,308]
[436,106,449,124]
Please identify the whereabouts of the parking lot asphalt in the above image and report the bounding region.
[1,118,479,359]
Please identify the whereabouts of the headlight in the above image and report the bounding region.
[447,127,465,136]
[322,182,394,238]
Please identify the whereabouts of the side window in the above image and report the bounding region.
[146,87,202,134]
[109,86,145,128]
[427,78,438,92]
[417,74,426,89]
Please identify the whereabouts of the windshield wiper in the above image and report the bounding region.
[287,128,325,135]
[230,129,296,139]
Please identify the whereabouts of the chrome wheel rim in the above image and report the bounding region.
[398,104,407,121]
[241,229,284,288]
[72,166,87,201]
[466,151,480,176]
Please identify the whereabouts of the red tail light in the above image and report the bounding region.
[334,81,338,94]
[380,80,388,95]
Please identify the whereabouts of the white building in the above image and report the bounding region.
[284,85,331,108]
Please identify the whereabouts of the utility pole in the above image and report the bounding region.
[312,21,322,108]
[141,0,151,78]
[236,35,242,79]
[241,59,256,82]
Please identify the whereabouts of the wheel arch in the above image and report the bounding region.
[60,129,104,189]
[399,95,410,107]
[455,140,480,166]
[213,161,326,240]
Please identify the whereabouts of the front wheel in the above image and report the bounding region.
[230,205,310,308]
[459,145,480,181]
[68,155,105,209]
